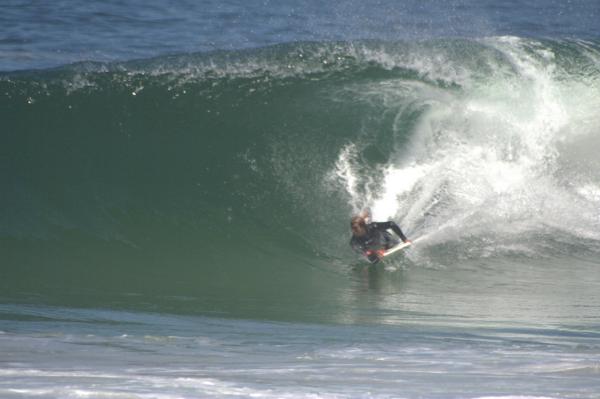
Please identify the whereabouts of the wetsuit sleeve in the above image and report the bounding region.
[374,221,408,242]
[351,237,380,263]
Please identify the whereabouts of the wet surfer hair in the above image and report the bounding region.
[351,215,366,227]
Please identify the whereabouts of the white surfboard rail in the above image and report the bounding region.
[382,240,412,257]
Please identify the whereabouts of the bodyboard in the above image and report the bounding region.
[382,241,412,258]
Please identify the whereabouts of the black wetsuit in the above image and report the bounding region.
[350,221,408,263]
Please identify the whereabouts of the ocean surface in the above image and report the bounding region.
[2,1,600,398]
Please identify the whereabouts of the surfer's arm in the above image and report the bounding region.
[351,238,381,262]
[375,221,409,243]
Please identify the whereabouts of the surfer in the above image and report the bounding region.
[350,210,411,263]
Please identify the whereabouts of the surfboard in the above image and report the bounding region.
[382,240,412,258]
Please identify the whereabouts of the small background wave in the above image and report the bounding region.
[3,0,600,72]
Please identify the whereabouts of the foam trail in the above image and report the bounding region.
[335,37,600,256]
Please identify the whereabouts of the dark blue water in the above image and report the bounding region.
[2,1,600,398]
[2,0,599,71]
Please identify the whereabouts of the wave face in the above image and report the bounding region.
[2,37,600,313]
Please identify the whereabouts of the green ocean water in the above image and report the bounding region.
[2,37,600,322]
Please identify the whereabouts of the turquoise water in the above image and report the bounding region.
[2,2,600,398]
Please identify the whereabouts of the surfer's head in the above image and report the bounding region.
[351,216,367,237]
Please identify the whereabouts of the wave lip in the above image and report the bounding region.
[3,0,600,72]
[333,37,600,260]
